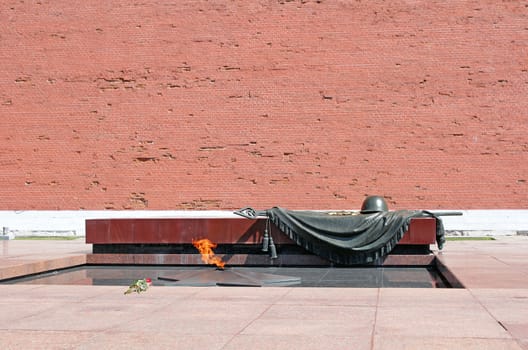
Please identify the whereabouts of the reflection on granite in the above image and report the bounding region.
[2,265,451,288]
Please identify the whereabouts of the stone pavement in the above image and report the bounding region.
[0,237,527,349]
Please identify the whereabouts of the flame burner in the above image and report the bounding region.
[179,237,299,286]
[158,268,301,287]
[161,237,300,286]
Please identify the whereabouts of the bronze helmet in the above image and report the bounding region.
[360,195,389,214]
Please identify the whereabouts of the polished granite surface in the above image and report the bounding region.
[1,265,448,288]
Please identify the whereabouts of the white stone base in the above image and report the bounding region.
[446,230,518,237]
[1,209,528,237]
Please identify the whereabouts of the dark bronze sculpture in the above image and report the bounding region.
[360,195,389,213]
[235,195,462,265]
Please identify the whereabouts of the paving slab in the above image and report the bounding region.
[276,287,379,307]
[223,334,371,350]
[0,237,527,349]
[436,236,528,289]
[375,302,510,339]
[374,335,524,350]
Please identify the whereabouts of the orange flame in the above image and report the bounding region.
[192,238,225,270]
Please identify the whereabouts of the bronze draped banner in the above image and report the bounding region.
[264,208,445,265]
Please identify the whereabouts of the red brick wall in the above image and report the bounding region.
[1,1,527,210]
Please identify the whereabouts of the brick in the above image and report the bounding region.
[0,1,526,210]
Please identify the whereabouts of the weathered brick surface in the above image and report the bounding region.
[1,0,527,210]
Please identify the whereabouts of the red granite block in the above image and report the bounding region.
[399,218,436,245]
[158,219,191,242]
[133,220,161,243]
[382,254,435,266]
[84,220,109,243]
[108,219,135,243]
[85,217,436,245]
